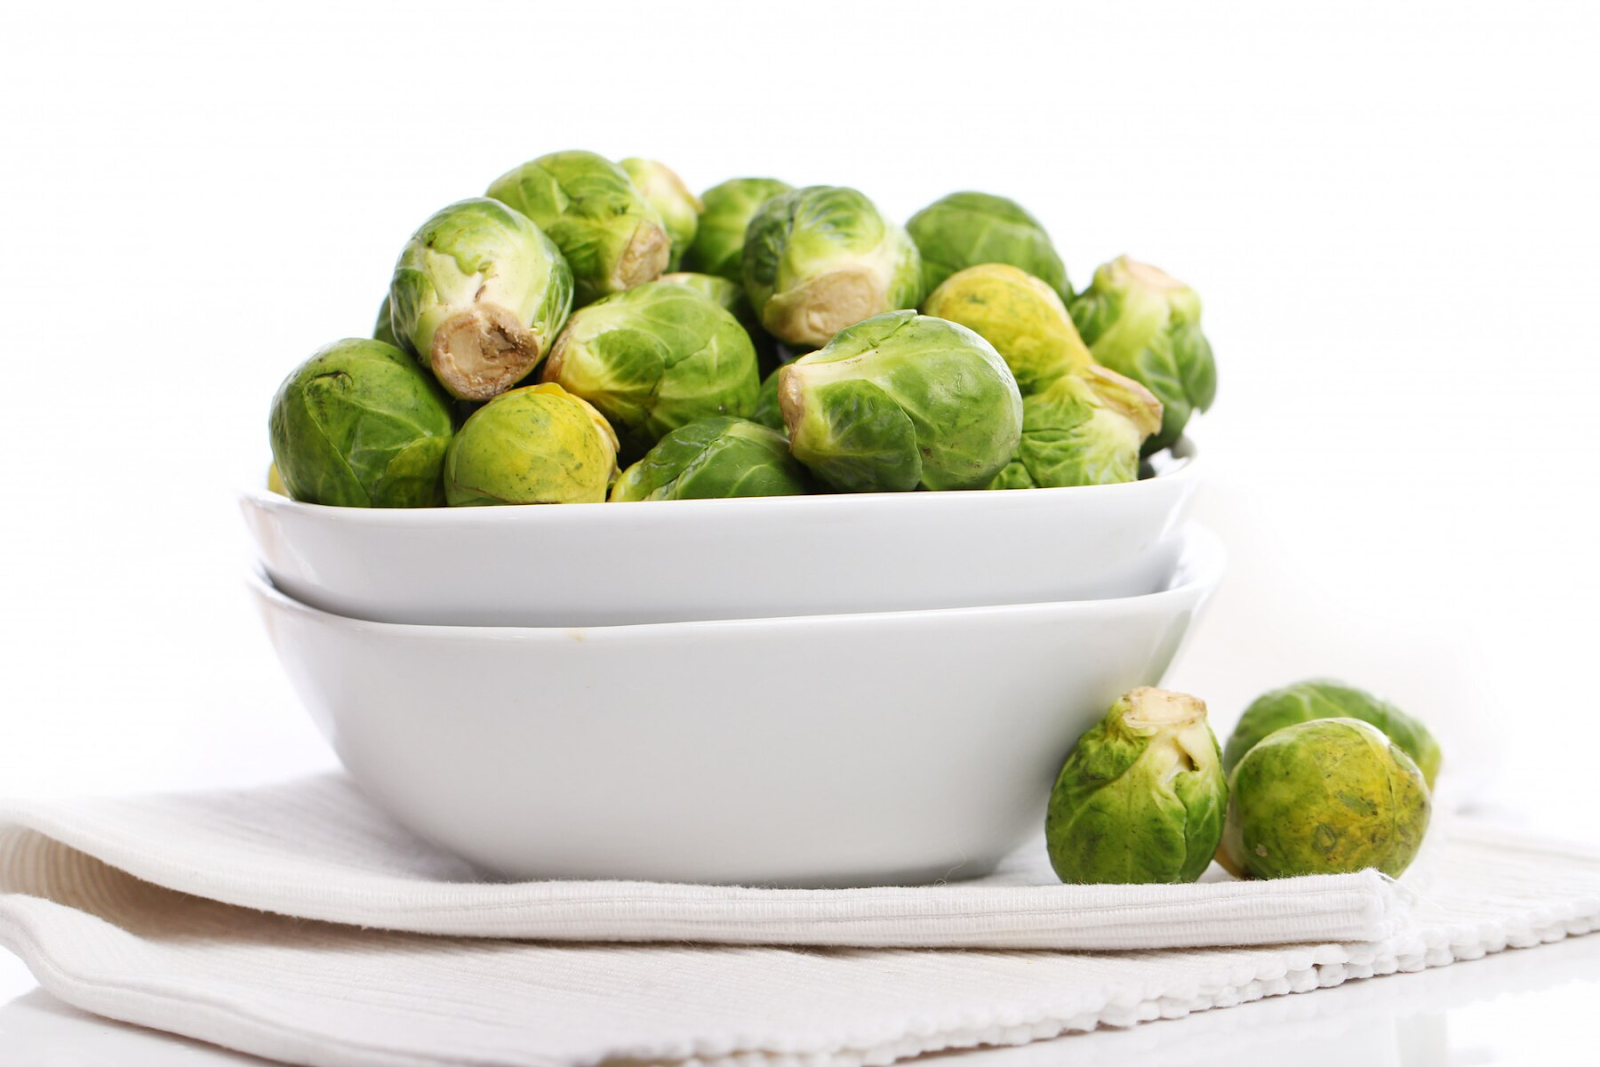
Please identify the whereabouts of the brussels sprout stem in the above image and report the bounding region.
[613,222,671,291]
[430,304,542,401]
[1121,258,1186,294]
[1122,687,1207,731]
[771,269,885,348]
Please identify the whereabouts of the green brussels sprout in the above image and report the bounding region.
[658,271,782,374]
[751,368,785,431]
[373,295,398,348]
[610,417,809,501]
[988,365,1163,489]
[1221,718,1431,879]
[620,158,702,272]
[1069,257,1216,454]
[389,197,573,401]
[1045,688,1227,885]
[268,338,455,507]
[487,150,670,305]
[682,177,793,282]
[444,383,618,506]
[541,281,760,458]
[778,311,1021,492]
[743,185,923,348]
[906,191,1070,301]
[921,264,1092,394]
[1222,680,1442,789]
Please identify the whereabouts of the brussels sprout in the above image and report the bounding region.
[266,464,287,496]
[778,311,1021,492]
[444,383,618,506]
[620,158,702,271]
[921,264,1092,394]
[906,191,1070,301]
[389,198,573,401]
[610,417,809,501]
[682,177,793,282]
[373,295,398,348]
[743,186,923,348]
[1045,688,1227,885]
[1069,257,1216,454]
[268,338,454,507]
[1222,680,1442,789]
[752,368,785,431]
[487,150,670,305]
[988,365,1162,489]
[1221,718,1431,879]
[658,271,782,374]
[541,281,760,458]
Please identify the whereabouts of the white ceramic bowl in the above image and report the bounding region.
[241,441,1199,627]
[249,522,1224,888]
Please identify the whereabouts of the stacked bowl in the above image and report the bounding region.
[241,439,1220,888]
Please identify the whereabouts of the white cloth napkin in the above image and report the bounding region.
[1,775,1597,1067]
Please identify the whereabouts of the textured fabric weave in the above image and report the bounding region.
[0,776,1596,1067]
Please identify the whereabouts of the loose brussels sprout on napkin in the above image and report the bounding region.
[778,311,1021,492]
[1221,718,1431,879]
[1046,688,1227,885]
[743,186,922,348]
[682,177,793,282]
[444,383,618,505]
[907,191,1070,301]
[268,338,455,507]
[1070,257,1216,453]
[621,159,702,272]
[541,281,760,459]
[487,150,670,305]
[922,264,1092,395]
[611,417,809,501]
[1223,680,1442,789]
[388,198,574,401]
[989,365,1162,489]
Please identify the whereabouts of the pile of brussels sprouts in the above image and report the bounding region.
[1045,680,1440,885]
[267,151,1218,506]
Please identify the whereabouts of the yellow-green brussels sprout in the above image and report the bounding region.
[541,281,760,458]
[266,464,287,496]
[907,191,1070,301]
[487,150,670,305]
[989,365,1163,489]
[444,383,618,506]
[752,368,785,431]
[659,270,782,375]
[1221,718,1431,879]
[682,177,793,282]
[921,264,1093,394]
[743,185,923,348]
[268,338,454,508]
[611,417,809,501]
[373,295,398,348]
[778,311,1021,492]
[389,198,574,401]
[1223,680,1442,789]
[1045,688,1227,885]
[1069,257,1216,453]
[621,158,702,271]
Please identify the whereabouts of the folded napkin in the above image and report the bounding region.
[1,775,1597,1067]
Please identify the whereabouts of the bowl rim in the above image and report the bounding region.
[244,438,1199,524]
[248,522,1224,641]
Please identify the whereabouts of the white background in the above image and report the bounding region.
[1,0,1597,1060]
